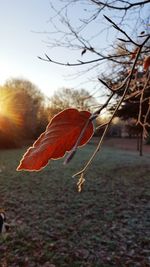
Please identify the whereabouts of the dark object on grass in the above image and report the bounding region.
[0,211,10,234]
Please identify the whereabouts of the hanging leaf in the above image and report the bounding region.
[143,56,150,71]
[17,108,94,171]
[130,47,138,60]
[81,48,86,56]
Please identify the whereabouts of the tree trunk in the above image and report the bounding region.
[139,131,143,156]
[137,134,140,151]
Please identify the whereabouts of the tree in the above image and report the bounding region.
[35,105,50,138]
[49,87,97,117]
[102,41,150,155]
[0,78,47,147]
[18,1,150,190]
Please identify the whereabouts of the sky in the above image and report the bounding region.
[0,0,114,100]
[0,0,81,97]
[0,1,149,99]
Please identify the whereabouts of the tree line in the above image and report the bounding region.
[0,78,95,148]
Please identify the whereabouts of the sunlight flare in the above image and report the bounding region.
[0,89,23,133]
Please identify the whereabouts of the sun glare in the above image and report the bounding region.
[0,90,23,132]
[0,97,8,116]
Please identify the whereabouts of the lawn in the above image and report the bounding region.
[0,141,150,267]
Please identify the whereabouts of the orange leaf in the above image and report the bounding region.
[130,47,138,60]
[143,56,150,71]
[17,108,94,171]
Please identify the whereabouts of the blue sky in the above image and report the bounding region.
[0,0,112,99]
[0,1,149,99]
[0,0,78,97]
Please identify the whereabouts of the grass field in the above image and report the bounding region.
[0,141,150,267]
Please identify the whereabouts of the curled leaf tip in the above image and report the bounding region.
[77,173,85,192]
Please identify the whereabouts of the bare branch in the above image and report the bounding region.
[90,0,150,10]
[73,35,150,181]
